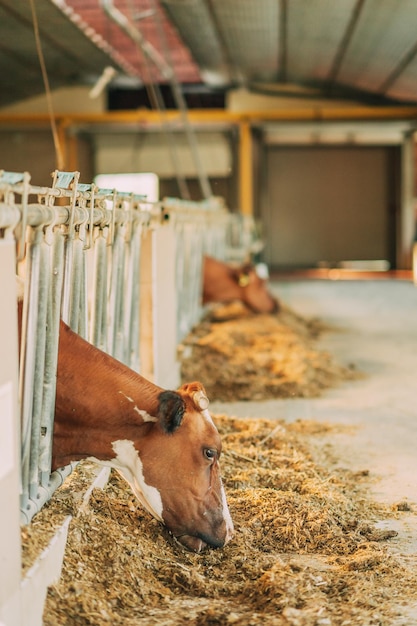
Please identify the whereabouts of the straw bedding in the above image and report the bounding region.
[30,416,416,625]
[179,302,360,401]
[20,304,416,624]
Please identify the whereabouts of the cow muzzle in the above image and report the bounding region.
[174,531,228,553]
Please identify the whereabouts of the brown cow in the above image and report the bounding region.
[202,256,279,314]
[18,297,233,553]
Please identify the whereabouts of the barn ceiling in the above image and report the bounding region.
[3,0,417,109]
[0,0,139,108]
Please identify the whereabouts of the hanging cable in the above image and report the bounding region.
[101,0,212,200]
[120,0,190,198]
[126,1,190,199]
[29,0,64,170]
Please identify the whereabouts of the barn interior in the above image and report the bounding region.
[1,1,417,624]
[2,0,417,272]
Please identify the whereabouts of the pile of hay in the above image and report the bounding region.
[20,305,415,624]
[179,303,360,401]
[23,415,415,625]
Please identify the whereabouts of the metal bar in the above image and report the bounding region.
[28,235,50,500]
[100,0,213,200]
[61,234,73,326]
[125,221,142,370]
[68,234,85,334]
[326,0,366,89]
[19,227,42,510]
[1,169,233,527]
[78,244,89,341]
[20,464,77,525]
[40,228,65,486]
[90,228,109,351]
[108,222,127,359]
[147,83,191,200]
[2,106,417,127]
[0,200,156,232]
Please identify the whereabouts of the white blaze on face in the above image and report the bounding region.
[96,439,164,522]
[221,480,234,541]
[201,408,234,540]
[201,408,216,428]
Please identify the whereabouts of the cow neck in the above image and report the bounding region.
[52,321,164,467]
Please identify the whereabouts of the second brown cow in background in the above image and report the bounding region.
[202,256,279,314]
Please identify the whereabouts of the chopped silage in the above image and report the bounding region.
[179,303,360,401]
[19,304,416,625]
[26,415,416,626]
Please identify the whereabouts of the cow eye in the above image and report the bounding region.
[204,448,217,461]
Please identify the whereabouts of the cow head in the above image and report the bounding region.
[202,255,279,314]
[232,262,279,314]
[114,382,234,553]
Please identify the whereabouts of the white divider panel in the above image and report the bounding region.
[150,221,180,389]
[0,168,235,625]
[0,240,22,626]
[20,517,72,626]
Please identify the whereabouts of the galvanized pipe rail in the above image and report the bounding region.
[0,169,157,523]
[163,196,229,341]
[0,169,231,525]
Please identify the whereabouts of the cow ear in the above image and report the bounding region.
[157,390,185,434]
[177,381,209,411]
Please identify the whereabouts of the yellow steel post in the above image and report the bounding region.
[239,120,253,216]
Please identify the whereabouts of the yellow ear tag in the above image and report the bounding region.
[238,273,250,287]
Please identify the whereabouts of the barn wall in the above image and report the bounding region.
[92,130,236,205]
[0,86,105,115]
[227,87,364,112]
[159,176,235,207]
[0,85,416,268]
[72,134,95,183]
[262,145,400,270]
[0,131,56,185]
[0,130,94,186]
[93,131,232,179]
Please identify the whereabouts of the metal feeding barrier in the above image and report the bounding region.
[0,169,231,525]
[164,196,229,342]
[0,169,158,523]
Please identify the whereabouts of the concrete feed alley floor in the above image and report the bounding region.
[210,277,417,616]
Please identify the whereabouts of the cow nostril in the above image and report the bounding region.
[175,534,206,552]
[174,531,226,552]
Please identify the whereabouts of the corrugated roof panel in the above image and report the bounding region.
[337,0,417,94]
[4,0,417,107]
[161,0,230,85]
[0,0,138,108]
[68,0,201,84]
[287,0,356,84]
[211,0,280,82]
[386,55,417,102]
[161,0,224,69]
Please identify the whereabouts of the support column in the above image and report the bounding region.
[399,134,415,269]
[239,120,254,216]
